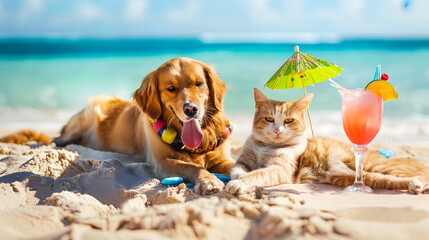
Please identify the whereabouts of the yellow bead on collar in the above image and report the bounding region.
[162,128,177,144]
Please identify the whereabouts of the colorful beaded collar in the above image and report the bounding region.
[149,118,232,153]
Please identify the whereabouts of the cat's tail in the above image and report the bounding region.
[365,151,429,189]
[0,130,52,145]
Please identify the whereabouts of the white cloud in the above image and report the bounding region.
[314,0,369,34]
[124,0,148,22]
[339,0,366,24]
[76,1,103,22]
[247,0,305,27]
[249,0,282,23]
[314,0,366,23]
[18,0,44,22]
[166,0,201,24]
[49,1,108,27]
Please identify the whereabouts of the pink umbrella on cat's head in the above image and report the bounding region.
[264,46,343,138]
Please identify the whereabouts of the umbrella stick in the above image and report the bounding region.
[301,82,315,138]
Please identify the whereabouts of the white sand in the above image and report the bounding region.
[1,137,429,240]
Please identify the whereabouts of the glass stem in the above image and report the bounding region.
[352,145,368,184]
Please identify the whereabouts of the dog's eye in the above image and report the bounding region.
[167,86,175,92]
[265,117,274,122]
[195,82,203,87]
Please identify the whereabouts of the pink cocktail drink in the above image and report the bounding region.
[339,89,384,193]
[341,90,383,145]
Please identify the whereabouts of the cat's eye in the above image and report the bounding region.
[265,117,274,122]
[284,118,294,124]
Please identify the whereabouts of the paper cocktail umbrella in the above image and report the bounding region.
[264,46,343,138]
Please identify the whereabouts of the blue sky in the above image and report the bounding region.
[0,0,428,39]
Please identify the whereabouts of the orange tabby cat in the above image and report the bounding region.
[226,88,429,194]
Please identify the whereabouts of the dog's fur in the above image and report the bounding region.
[0,129,52,144]
[35,57,233,195]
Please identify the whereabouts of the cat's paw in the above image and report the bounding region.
[408,178,424,194]
[194,176,225,195]
[230,171,246,180]
[423,185,429,194]
[230,165,247,180]
[225,179,250,195]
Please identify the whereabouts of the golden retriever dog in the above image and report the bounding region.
[2,58,234,195]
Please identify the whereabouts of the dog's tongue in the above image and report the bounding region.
[181,118,203,149]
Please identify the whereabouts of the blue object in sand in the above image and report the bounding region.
[163,174,230,189]
[379,149,394,159]
[213,173,231,182]
[161,177,183,186]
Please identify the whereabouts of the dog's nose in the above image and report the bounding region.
[183,102,198,117]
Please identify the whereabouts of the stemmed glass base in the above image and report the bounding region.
[343,182,373,193]
[343,145,374,194]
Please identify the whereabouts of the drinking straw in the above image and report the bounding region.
[373,65,381,80]
[329,79,344,89]
[329,79,357,96]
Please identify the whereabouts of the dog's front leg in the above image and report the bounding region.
[162,158,224,195]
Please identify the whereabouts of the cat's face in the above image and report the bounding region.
[252,88,313,145]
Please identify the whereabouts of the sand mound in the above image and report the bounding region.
[1,141,429,239]
[45,191,117,219]
[20,148,80,178]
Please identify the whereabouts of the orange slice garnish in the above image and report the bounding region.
[365,80,398,101]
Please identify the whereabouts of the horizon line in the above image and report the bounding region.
[1,32,429,44]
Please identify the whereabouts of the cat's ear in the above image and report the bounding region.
[293,93,314,110]
[254,88,269,107]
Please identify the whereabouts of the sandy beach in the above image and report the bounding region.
[1,123,429,240]
[2,0,429,239]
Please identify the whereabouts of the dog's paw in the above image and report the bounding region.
[225,179,250,195]
[408,178,424,194]
[194,177,225,195]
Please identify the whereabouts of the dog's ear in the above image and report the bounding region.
[133,70,162,120]
[203,64,226,112]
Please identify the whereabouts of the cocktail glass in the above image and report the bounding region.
[339,89,383,193]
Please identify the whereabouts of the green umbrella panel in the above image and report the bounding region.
[265,51,343,90]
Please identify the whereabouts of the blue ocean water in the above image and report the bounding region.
[0,38,428,120]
